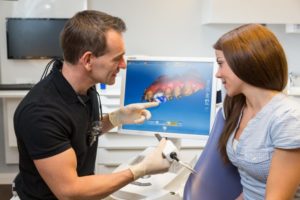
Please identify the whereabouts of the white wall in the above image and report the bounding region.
[89,0,300,74]
[89,0,233,58]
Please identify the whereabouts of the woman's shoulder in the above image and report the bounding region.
[267,94,300,148]
[270,94,300,118]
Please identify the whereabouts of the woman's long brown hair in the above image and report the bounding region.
[213,24,288,162]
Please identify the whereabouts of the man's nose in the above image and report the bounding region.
[119,57,127,69]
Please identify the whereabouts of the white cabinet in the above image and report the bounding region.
[0,91,27,164]
[288,73,300,97]
[201,0,300,24]
[288,87,300,96]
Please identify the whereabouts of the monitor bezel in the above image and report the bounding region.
[118,56,218,140]
[6,17,67,59]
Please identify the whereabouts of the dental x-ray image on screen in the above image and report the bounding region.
[119,56,217,139]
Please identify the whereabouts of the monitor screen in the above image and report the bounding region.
[119,56,217,139]
[6,18,68,59]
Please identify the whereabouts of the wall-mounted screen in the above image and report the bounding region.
[119,56,217,139]
[6,18,68,59]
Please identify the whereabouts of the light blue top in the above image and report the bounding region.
[226,93,300,200]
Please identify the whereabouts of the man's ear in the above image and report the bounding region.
[79,51,93,71]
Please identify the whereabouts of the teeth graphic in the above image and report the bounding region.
[142,74,205,103]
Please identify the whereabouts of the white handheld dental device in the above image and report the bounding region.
[155,134,198,175]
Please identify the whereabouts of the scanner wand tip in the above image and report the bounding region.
[178,160,198,175]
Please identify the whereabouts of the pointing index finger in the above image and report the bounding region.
[141,102,159,109]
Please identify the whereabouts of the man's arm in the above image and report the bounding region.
[101,114,114,133]
[34,138,170,200]
[34,148,133,200]
[100,102,159,133]
[265,148,300,200]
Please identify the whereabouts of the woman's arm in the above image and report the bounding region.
[266,148,300,200]
[235,192,243,200]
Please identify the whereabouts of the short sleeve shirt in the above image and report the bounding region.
[226,93,300,200]
[13,63,100,200]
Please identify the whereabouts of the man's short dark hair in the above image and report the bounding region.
[61,10,126,64]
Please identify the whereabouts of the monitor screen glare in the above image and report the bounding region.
[119,57,217,139]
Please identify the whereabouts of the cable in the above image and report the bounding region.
[40,58,63,80]
[170,152,198,175]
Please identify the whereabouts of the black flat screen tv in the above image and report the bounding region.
[6,18,68,59]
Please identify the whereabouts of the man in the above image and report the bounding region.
[13,10,171,200]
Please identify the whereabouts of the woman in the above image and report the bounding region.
[214,24,300,199]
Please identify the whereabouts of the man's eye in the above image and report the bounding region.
[113,57,122,62]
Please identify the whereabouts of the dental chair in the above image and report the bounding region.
[183,108,243,200]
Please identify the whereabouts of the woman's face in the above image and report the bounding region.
[215,50,244,97]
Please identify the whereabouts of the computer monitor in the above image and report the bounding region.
[119,56,218,140]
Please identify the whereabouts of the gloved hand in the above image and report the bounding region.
[129,138,171,180]
[108,102,159,127]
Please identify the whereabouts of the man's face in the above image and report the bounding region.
[90,29,126,85]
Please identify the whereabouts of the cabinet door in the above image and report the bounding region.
[201,0,300,24]
[3,98,21,164]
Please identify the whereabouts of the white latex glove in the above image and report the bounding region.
[129,138,171,180]
[108,102,159,127]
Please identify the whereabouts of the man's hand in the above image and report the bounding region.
[108,102,159,127]
[129,138,171,180]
